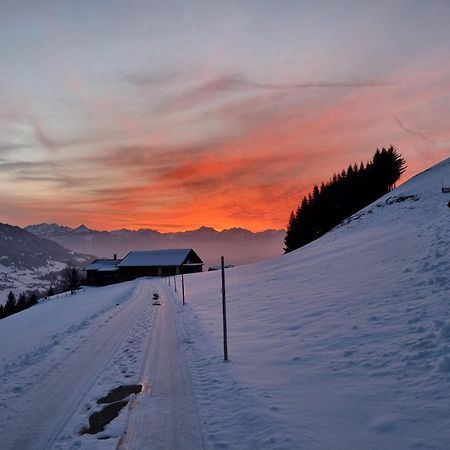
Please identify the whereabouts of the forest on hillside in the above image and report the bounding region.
[284,146,406,253]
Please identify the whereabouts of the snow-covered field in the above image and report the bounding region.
[0,157,449,449]
[0,261,66,303]
[179,157,450,449]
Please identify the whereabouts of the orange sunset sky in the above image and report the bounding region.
[1,1,449,232]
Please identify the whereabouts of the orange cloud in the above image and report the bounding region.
[3,60,449,233]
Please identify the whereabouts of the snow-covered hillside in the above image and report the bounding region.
[0,224,92,302]
[179,157,450,449]
[0,157,448,450]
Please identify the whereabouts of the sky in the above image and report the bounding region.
[0,0,449,232]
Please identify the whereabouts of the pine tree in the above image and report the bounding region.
[284,147,407,253]
[284,211,298,253]
[4,291,17,316]
[61,266,82,294]
[17,292,28,311]
[27,291,39,307]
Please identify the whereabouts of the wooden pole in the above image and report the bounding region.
[181,271,185,305]
[174,275,177,292]
[221,256,228,361]
[168,276,171,286]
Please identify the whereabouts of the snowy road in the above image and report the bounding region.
[118,284,204,450]
[0,278,204,450]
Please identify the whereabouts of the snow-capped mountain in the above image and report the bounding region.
[0,223,92,301]
[25,224,284,268]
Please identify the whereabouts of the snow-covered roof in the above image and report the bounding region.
[97,266,119,272]
[118,249,202,267]
[84,259,121,271]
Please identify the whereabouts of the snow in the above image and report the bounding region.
[176,157,450,449]
[0,280,159,449]
[0,260,66,303]
[84,259,120,271]
[118,249,196,267]
[0,157,449,449]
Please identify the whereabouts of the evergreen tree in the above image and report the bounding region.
[17,292,28,311]
[61,266,82,294]
[27,291,39,307]
[284,147,407,253]
[284,211,298,253]
[4,291,17,316]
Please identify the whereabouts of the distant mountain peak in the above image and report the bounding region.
[73,224,91,233]
[194,226,218,233]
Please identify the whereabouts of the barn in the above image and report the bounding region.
[84,258,121,286]
[118,249,203,278]
[84,248,203,286]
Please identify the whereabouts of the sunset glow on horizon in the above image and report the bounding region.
[1,1,449,232]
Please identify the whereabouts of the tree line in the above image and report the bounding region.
[284,146,406,253]
[0,266,84,320]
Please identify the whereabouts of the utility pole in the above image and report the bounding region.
[181,271,185,305]
[221,256,228,361]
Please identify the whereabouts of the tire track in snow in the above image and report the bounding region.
[1,279,154,450]
[118,281,205,450]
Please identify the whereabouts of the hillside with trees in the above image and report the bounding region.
[284,146,406,253]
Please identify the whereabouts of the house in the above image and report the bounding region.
[117,248,203,279]
[84,258,121,286]
[84,248,203,286]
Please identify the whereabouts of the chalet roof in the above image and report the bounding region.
[117,249,203,267]
[84,259,121,271]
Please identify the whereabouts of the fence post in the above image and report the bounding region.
[174,275,177,292]
[221,256,228,361]
[181,272,185,305]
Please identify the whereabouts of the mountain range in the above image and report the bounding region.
[25,224,285,268]
[0,223,92,301]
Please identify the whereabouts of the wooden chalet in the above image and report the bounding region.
[84,258,121,286]
[84,248,203,286]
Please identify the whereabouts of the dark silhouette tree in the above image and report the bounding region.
[27,291,39,307]
[61,266,82,294]
[4,291,17,316]
[284,147,407,253]
[47,286,56,297]
[16,292,28,311]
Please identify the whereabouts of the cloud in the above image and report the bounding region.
[123,66,193,88]
[0,160,56,172]
[0,143,29,153]
[392,114,435,144]
[171,73,396,112]
[3,57,449,232]
[33,121,104,153]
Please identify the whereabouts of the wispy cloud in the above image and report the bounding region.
[33,121,105,153]
[122,66,194,88]
[392,114,435,144]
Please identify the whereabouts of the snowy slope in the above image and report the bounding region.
[0,223,92,302]
[0,157,448,450]
[177,157,450,449]
[0,281,157,450]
